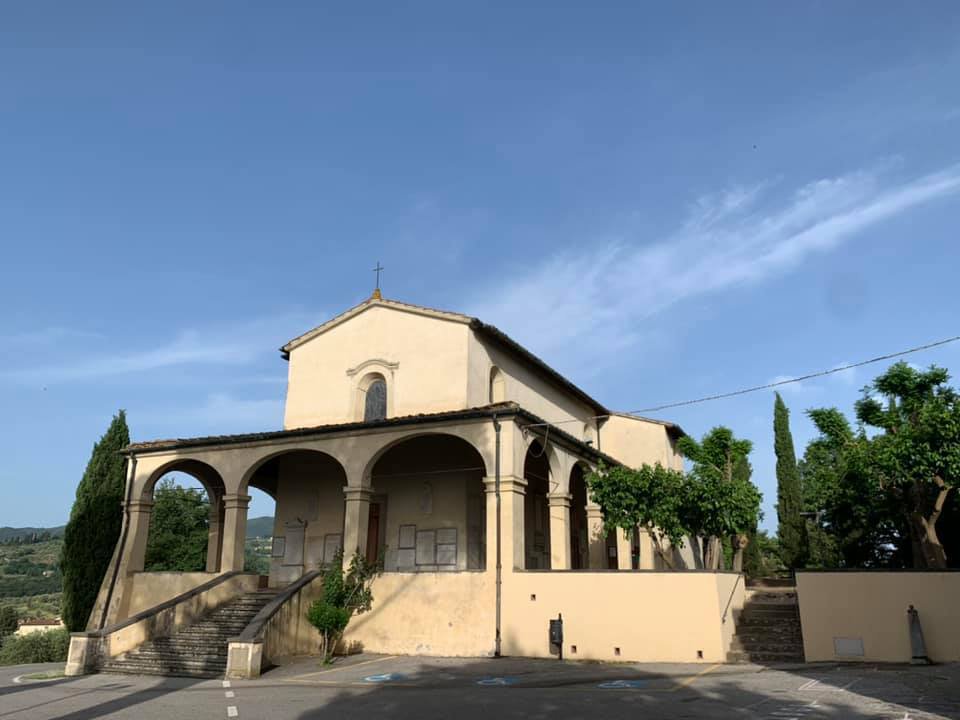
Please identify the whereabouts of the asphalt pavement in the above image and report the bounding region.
[2,656,959,719]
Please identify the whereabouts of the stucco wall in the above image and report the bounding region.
[123,572,219,618]
[343,571,496,657]
[284,304,471,428]
[598,414,683,471]
[796,571,960,662]
[501,571,742,663]
[467,332,597,434]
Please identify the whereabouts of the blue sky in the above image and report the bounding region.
[2,3,959,528]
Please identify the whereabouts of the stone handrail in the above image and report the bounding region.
[66,571,260,676]
[226,570,324,679]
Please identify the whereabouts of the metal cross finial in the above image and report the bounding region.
[372,262,384,298]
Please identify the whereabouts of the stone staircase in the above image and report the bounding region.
[727,586,805,664]
[101,589,279,678]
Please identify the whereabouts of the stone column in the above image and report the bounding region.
[484,475,527,571]
[123,499,155,574]
[616,528,633,570]
[343,487,373,561]
[586,504,606,569]
[637,526,655,570]
[221,493,251,572]
[206,494,224,573]
[548,493,572,570]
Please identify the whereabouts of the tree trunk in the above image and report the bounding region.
[651,535,675,569]
[703,536,722,570]
[910,478,951,570]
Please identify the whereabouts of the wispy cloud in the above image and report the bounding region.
[467,164,960,370]
[1,310,322,385]
[132,393,284,438]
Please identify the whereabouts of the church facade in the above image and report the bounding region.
[70,293,745,677]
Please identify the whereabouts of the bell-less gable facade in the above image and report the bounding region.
[67,294,744,679]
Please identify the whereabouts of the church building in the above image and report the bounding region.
[67,292,745,679]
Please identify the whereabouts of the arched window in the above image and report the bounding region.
[364,379,387,421]
[489,366,506,403]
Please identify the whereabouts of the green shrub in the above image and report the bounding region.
[306,551,379,662]
[0,629,70,665]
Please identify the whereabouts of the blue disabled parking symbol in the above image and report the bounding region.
[598,679,647,689]
[476,676,518,686]
[364,673,407,683]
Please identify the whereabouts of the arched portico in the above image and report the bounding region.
[369,433,488,572]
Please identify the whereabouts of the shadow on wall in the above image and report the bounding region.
[262,657,960,720]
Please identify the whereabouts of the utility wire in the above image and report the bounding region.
[628,333,960,414]
[520,333,960,429]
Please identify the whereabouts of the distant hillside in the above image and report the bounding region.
[0,526,65,543]
[0,517,271,543]
[246,517,274,538]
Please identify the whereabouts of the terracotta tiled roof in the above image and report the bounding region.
[123,402,621,466]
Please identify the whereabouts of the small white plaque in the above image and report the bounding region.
[398,525,416,549]
[833,637,864,657]
[416,530,436,565]
[323,534,343,564]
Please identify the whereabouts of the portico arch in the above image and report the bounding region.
[139,459,227,573]
[242,449,348,586]
[523,439,552,569]
[368,433,488,571]
[569,462,590,570]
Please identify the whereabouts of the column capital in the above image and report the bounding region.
[586,505,604,520]
[344,486,374,502]
[222,493,251,510]
[483,475,527,495]
[124,499,154,514]
[547,492,572,508]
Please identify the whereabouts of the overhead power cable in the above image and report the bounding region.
[628,333,960,414]
[519,332,960,430]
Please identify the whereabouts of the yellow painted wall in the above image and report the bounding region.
[343,571,496,657]
[124,572,218,618]
[285,304,471,428]
[501,571,741,663]
[467,333,596,433]
[598,414,683,471]
[797,572,960,662]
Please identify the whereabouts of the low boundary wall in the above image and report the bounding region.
[797,571,960,663]
[502,570,743,663]
[66,571,259,676]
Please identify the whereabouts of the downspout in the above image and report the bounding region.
[98,454,136,630]
[493,414,502,658]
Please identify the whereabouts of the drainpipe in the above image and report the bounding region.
[493,414,502,658]
[98,454,136,630]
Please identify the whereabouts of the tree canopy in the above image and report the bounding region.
[144,478,210,572]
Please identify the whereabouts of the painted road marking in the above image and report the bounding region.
[227,706,238,718]
[286,655,398,682]
[598,680,647,689]
[364,672,408,683]
[671,663,721,691]
[476,677,518,686]
[225,690,235,699]
[222,680,231,688]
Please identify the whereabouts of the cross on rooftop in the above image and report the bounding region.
[371,262,384,299]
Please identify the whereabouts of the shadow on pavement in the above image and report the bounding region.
[243,655,960,719]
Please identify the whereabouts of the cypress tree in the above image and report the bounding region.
[60,411,130,631]
[774,393,806,569]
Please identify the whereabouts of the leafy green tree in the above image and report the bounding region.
[60,411,130,632]
[0,629,70,665]
[144,479,210,572]
[774,393,806,569]
[678,427,762,569]
[306,551,380,663]
[742,529,786,578]
[587,462,690,568]
[854,363,959,568]
[0,606,18,637]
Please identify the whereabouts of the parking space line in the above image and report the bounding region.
[284,656,399,682]
[671,663,720,691]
